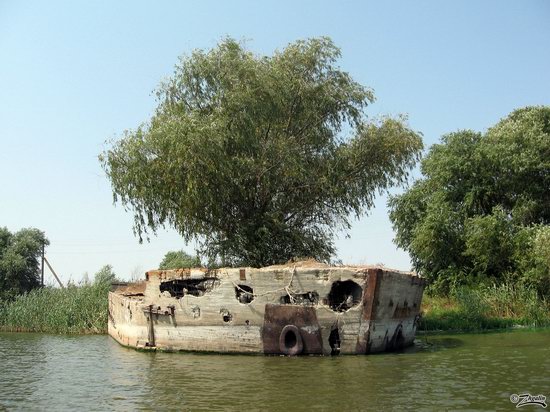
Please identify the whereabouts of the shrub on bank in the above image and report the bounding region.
[420,283,550,332]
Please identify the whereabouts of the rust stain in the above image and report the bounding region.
[113,281,146,296]
[273,270,284,280]
[393,305,412,318]
[261,304,323,355]
[356,268,382,353]
[362,268,382,321]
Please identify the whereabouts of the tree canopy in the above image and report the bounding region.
[0,227,48,301]
[101,37,423,267]
[389,106,550,295]
[93,265,118,285]
[159,250,201,269]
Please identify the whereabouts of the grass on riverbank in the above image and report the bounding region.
[0,281,110,334]
[420,284,550,333]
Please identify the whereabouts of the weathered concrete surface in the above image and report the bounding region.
[108,262,425,355]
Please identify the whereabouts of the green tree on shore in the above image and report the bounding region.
[0,227,49,301]
[159,250,201,269]
[100,37,423,267]
[389,106,550,295]
[93,265,118,285]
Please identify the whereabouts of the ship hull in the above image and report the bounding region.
[108,264,425,355]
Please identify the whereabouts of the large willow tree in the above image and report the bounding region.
[100,37,422,267]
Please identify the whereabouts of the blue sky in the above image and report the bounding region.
[1,1,549,283]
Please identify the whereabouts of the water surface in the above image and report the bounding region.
[0,329,549,411]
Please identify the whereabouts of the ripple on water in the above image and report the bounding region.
[0,329,549,411]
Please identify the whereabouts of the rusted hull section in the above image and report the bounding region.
[108,263,425,355]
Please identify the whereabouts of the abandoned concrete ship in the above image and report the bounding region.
[108,262,425,355]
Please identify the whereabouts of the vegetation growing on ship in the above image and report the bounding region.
[159,250,201,269]
[0,227,48,301]
[100,37,423,267]
[0,265,116,334]
[389,106,550,296]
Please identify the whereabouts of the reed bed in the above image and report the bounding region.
[420,284,550,332]
[0,281,110,334]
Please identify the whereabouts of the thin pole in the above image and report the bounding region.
[41,243,45,287]
[43,256,64,288]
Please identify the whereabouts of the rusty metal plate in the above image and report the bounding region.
[362,268,382,321]
[261,304,324,355]
[356,268,383,354]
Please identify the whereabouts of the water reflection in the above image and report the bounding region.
[0,329,549,411]
[406,336,465,352]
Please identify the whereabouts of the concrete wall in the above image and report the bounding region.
[108,264,425,355]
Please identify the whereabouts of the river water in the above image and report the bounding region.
[0,329,548,411]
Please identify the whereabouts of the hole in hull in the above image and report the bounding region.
[160,278,219,298]
[280,291,319,305]
[329,327,341,355]
[235,285,254,304]
[327,280,362,312]
[220,308,232,323]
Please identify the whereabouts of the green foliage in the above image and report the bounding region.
[420,284,550,332]
[0,265,115,334]
[93,264,117,285]
[159,250,201,269]
[389,106,550,295]
[100,37,423,267]
[463,207,515,277]
[513,225,550,296]
[0,227,49,301]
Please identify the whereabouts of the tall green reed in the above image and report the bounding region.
[0,280,111,334]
